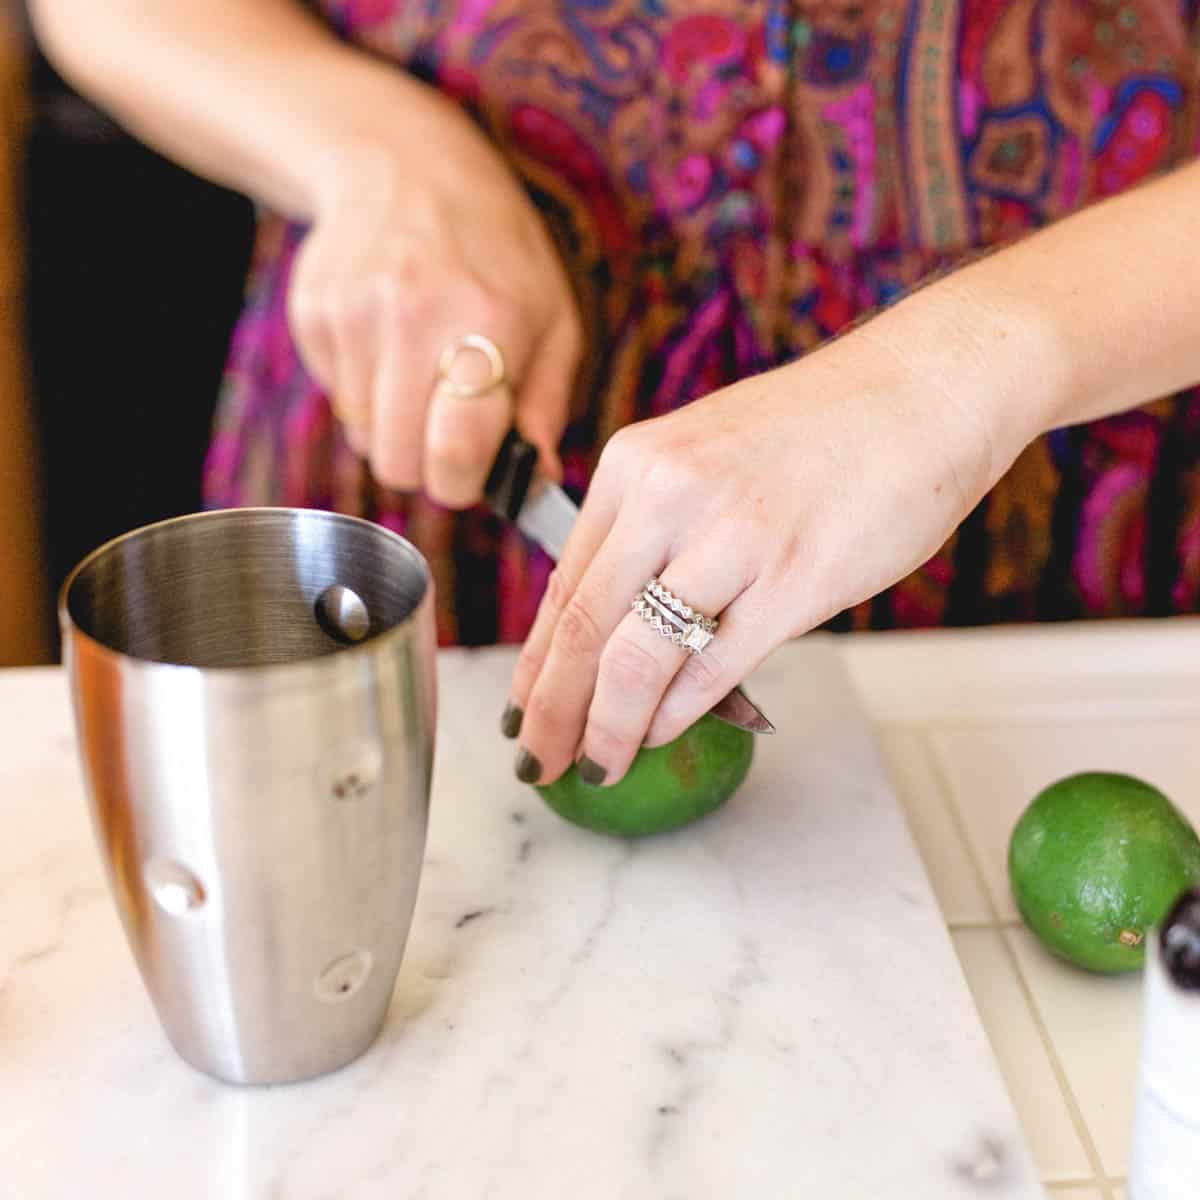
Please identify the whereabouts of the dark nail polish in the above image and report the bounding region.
[514,748,542,784]
[577,755,607,787]
[500,703,523,739]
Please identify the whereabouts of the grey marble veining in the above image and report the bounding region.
[0,642,1042,1199]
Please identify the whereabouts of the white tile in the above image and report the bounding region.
[841,620,1200,725]
[1006,928,1144,1177]
[952,929,1092,1181]
[875,729,993,924]
[929,721,1200,922]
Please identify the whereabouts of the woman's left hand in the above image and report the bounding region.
[503,303,1040,787]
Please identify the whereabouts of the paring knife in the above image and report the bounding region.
[483,430,775,735]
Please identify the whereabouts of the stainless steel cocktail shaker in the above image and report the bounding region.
[60,508,437,1085]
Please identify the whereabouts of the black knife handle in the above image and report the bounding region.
[484,428,540,522]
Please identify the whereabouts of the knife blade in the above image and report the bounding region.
[484,430,775,735]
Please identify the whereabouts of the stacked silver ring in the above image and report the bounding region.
[632,577,717,655]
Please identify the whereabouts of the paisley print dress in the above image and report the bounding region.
[204,1,1200,644]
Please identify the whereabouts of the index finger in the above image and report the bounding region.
[502,459,623,740]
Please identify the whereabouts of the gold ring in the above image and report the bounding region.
[437,333,508,399]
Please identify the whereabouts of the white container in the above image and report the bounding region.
[1130,887,1200,1199]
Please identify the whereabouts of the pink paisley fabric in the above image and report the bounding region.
[205,0,1200,644]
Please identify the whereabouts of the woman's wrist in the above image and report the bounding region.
[299,66,434,221]
[921,161,1200,438]
[811,274,1058,497]
[920,265,1072,453]
[306,72,501,224]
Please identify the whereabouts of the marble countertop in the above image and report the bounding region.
[0,638,1041,1199]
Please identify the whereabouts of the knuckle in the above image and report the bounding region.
[524,691,565,738]
[385,258,436,318]
[512,643,545,693]
[774,529,808,576]
[464,280,507,331]
[542,568,574,616]
[645,709,690,749]
[288,285,322,330]
[371,271,406,314]
[640,451,700,504]
[401,191,449,238]
[582,718,636,763]
[675,647,724,694]
[320,286,360,329]
[734,503,784,550]
[599,424,637,465]
[371,455,418,492]
[596,425,646,480]
[427,432,488,477]
[554,596,604,662]
[748,529,805,595]
[600,636,662,698]
[464,281,528,354]
[426,414,494,477]
[370,437,420,488]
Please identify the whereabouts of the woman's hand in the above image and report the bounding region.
[503,299,1041,786]
[288,92,581,506]
[31,0,581,504]
[34,0,581,505]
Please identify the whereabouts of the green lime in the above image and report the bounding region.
[1008,772,1200,973]
[536,714,754,838]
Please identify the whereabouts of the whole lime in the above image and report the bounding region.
[1008,772,1200,973]
[536,714,754,838]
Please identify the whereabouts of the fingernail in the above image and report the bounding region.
[576,755,607,787]
[500,703,523,739]
[514,748,542,784]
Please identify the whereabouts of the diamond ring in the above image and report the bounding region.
[632,577,717,655]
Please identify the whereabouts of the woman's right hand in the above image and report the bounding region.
[32,0,579,507]
[287,89,582,507]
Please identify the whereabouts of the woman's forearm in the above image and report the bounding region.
[816,158,1200,496]
[30,0,448,219]
[940,160,1200,435]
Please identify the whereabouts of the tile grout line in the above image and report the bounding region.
[909,729,995,927]
[946,918,1025,931]
[913,728,1115,1199]
[857,709,1200,732]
